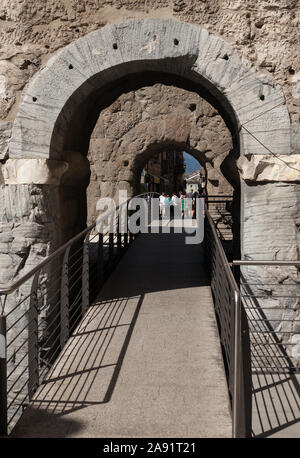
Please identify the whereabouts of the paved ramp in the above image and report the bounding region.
[12,230,232,438]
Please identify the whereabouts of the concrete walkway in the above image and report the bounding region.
[11,229,232,438]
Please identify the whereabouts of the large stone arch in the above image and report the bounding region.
[1,19,298,286]
[9,19,291,161]
[0,16,298,371]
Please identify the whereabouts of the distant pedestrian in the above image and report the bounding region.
[180,194,186,217]
[159,192,165,218]
[172,192,180,219]
[186,190,193,218]
[192,189,199,218]
[162,194,171,218]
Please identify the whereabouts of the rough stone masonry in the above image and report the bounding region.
[0,2,299,369]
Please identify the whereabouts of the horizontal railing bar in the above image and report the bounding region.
[2,193,159,432]
[7,348,33,379]
[5,293,33,318]
[250,341,295,348]
[68,302,83,323]
[67,263,86,283]
[249,330,296,334]
[242,295,300,299]
[7,335,38,370]
[68,273,84,291]
[232,260,300,266]
[252,367,293,373]
[248,318,300,322]
[0,193,153,297]
[253,353,296,361]
[36,292,62,313]
[6,308,34,332]
[38,304,62,334]
[207,195,233,199]
[39,335,61,361]
[7,404,26,427]
[7,365,29,398]
[243,306,299,310]
[241,284,298,286]
[39,321,64,350]
[68,247,85,264]
[7,317,38,348]
[68,297,83,317]
[69,311,83,332]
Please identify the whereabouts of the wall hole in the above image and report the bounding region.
[69,64,74,69]
[288,67,295,75]
[260,94,265,101]
[174,38,179,46]
[189,103,196,112]
[123,160,129,167]
[32,97,37,102]
[113,43,118,50]
[223,54,229,61]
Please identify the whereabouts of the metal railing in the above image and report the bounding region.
[0,192,158,436]
[232,260,300,375]
[232,260,300,437]
[207,195,233,242]
[2,192,289,438]
[204,205,252,438]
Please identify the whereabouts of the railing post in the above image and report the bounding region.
[122,202,128,248]
[60,247,70,349]
[28,272,39,401]
[0,314,7,436]
[117,214,122,257]
[97,232,104,286]
[128,201,134,244]
[233,290,242,438]
[123,230,128,248]
[82,233,90,316]
[108,232,114,271]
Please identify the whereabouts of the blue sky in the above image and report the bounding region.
[183,152,200,176]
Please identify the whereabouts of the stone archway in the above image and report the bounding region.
[87,81,234,223]
[1,18,298,292]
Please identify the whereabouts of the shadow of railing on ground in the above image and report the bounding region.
[252,371,300,437]
[240,275,300,437]
[11,293,144,436]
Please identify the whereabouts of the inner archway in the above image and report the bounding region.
[84,78,238,259]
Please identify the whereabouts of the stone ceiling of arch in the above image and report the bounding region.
[88,83,232,187]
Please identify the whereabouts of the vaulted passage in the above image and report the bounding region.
[1,18,299,440]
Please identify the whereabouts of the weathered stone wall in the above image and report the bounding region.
[87,82,233,224]
[0,1,299,125]
[0,4,299,367]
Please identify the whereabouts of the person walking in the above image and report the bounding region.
[186,190,193,218]
[172,192,180,219]
[192,189,199,218]
[159,192,165,219]
[180,193,186,218]
[162,194,170,219]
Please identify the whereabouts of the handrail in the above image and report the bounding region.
[205,204,238,291]
[232,260,300,266]
[0,192,160,297]
[0,192,252,437]
[0,191,160,434]
[204,203,251,438]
